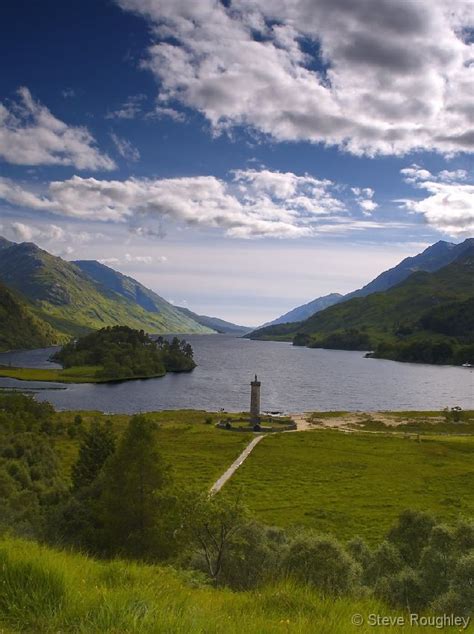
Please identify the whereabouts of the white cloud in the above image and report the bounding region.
[351,187,378,215]
[99,257,121,266]
[125,252,153,263]
[116,0,474,156]
[400,165,474,234]
[151,106,186,122]
[9,222,66,243]
[110,132,140,161]
[438,169,468,182]
[0,88,115,170]
[400,165,433,183]
[106,94,146,119]
[0,169,393,239]
[4,220,104,252]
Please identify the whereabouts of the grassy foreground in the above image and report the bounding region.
[0,537,463,634]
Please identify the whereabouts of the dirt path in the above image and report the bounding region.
[209,435,264,495]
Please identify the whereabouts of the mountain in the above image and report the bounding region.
[175,306,251,334]
[73,260,214,334]
[263,293,343,327]
[344,239,474,300]
[249,247,474,365]
[0,237,14,251]
[259,239,474,328]
[0,281,65,352]
[0,241,213,338]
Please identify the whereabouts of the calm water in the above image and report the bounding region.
[0,335,472,413]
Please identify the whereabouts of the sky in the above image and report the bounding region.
[0,0,473,325]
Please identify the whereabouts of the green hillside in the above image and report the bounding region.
[0,282,65,352]
[250,249,474,364]
[0,241,212,338]
[74,260,215,334]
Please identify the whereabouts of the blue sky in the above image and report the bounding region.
[0,0,473,324]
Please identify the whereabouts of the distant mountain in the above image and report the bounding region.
[258,239,474,328]
[0,281,65,352]
[0,237,14,251]
[0,240,213,338]
[175,306,251,334]
[344,239,474,300]
[249,246,474,365]
[263,293,343,327]
[74,260,213,334]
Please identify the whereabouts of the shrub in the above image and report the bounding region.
[387,509,436,564]
[216,522,287,590]
[376,567,425,611]
[284,533,360,596]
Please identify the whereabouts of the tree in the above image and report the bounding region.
[179,491,248,584]
[99,415,172,559]
[71,422,116,492]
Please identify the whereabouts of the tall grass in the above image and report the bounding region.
[0,537,464,633]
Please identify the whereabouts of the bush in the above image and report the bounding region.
[376,567,425,611]
[284,533,360,596]
[365,540,403,586]
[216,523,286,590]
[387,509,436,564]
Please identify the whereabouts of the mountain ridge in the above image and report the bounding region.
[0,240,213,339]
[175,306,251,334]
[248,245,474,365]
[258,238,474,328]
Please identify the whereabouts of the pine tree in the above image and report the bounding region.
[71,422,116,492]
[99,415,172,559]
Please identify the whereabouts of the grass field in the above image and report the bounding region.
[223,429,474,543]
[0,537,463,634]
[0,365,166,383]
[53,410,253,489]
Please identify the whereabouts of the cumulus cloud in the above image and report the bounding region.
[115,0,474,156]
[4,220,105,254]
[0,87,115,170]
[400,165,474,234]
[351,187,378,215]
[0,169,389,239]
[110,132,140,162]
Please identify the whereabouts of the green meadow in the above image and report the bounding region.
[53,409,253,488]
[50,408,474,541]
[224,429,474,542]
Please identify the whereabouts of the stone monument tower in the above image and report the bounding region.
[250,374,261,424]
